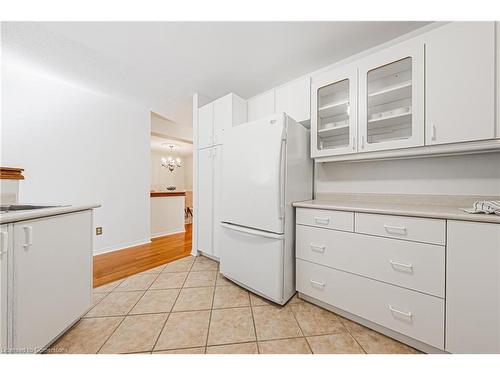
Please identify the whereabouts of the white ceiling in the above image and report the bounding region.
[2,21,430,127]
[151,134,193,156]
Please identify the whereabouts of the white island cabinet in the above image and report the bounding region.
[0,224,11,350]
[0,206,96,353]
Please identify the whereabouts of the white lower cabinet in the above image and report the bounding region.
[296,208,500,353]
[296,209,449,351]
[446,221,500,354]
[0,224,11,351]
[1,210,93,353]
[297,259,444,349]
[354,212,445,245]
[296,225,445,297]
[12,211,93,352]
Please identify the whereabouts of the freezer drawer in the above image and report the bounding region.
[219,223,285,303]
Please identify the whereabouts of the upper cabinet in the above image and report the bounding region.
[247,91,275,122]
[275,76,311,124]
[197,101,214,149]
[425,22,496,145]
[311,21,499,160]
[197,93,247,150]
[247,76,311,124]
[358,39,424,152]
[311,64,358,157]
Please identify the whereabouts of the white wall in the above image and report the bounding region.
[151,112,193,141]
[151,151,187,191]
[315,153,500,196]
[183,155,193,190]
[1,59,151,255]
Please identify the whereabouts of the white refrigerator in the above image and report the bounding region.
[219,113,312,305]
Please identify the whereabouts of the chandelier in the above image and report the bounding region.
[161,144,182,172]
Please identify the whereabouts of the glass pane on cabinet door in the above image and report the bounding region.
[366,57,412,144]
[316,79,350,151]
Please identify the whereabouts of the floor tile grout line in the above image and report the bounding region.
[288,298,313,354]
[95,269,166,354]
[337,318,368,354]
[205,339,258,349]
[93,316,127,354]
[84,303,265,319]
[151,258,195,352]
[151,344,205,353]
[249,302,260,353]
[204,265,219,348]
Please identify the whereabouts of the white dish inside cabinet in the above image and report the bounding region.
[311,65,358,157]
[366,57,413,144]
[317,79,350,150]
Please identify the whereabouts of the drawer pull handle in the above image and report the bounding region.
[314,217,330,225]
[310,279,326,288]
[388,304,413,318]
[384,225,407,234]
[310,244,326,253]
[389,260,413,270]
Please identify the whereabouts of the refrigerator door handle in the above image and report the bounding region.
[220,222,284,240]
[277,126,287,220]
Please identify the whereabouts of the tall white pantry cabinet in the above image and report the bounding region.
[196,93,247,259]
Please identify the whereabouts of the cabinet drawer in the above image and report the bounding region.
[297,259,444,349]
[296,225,445,297]
[355,213,445,245]
[296,208,353,231]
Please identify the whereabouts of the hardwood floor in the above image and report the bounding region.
[93,224,192,287]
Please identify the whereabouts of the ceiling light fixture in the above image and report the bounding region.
[161,144,182,172]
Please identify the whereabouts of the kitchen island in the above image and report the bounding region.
[1,203,99,353]
[150,191,185,238]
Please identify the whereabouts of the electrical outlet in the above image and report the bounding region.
[96,227,103,236]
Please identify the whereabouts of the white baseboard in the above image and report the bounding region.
[151,227,185,239]
[93,238,151,256]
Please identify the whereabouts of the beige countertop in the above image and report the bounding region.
[0,203,100,224]
[293,193,500,224]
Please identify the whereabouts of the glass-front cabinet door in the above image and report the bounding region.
[311,64,358,157]
[358,39,424,152]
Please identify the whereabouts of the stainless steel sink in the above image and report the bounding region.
[0,204,59,212]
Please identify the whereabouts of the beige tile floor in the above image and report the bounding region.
[48,255,421,354]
